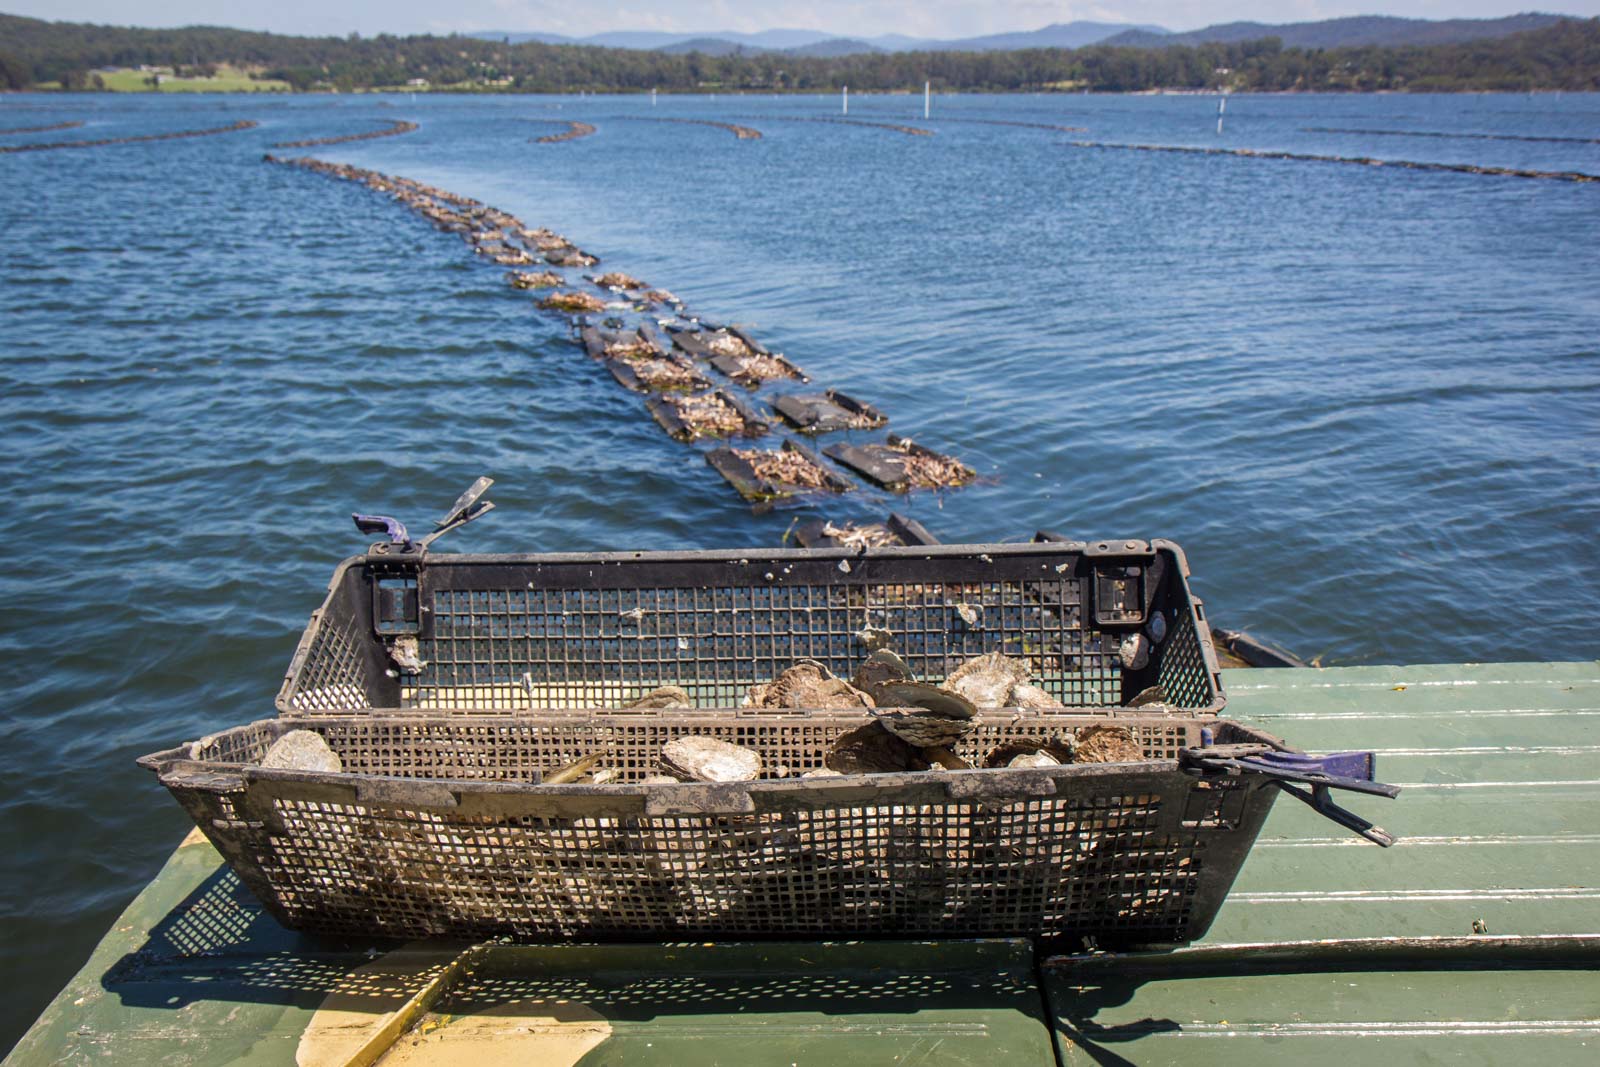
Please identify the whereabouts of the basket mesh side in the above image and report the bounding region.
[286,615,372,712]
[1157,606,1211,709]
[232,789,1212,943]
[169,714,1261,945]
[408,577,1124,710]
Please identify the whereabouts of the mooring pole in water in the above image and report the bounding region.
[843,86,848,115]
[1217,95,1226,135]
[651,88,656,107]
[925,81,930,119]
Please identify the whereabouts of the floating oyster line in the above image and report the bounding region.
[271,119,418,148]
[0,119,259,154]
[266,152,977,518]
[609,115,764,140]
[1066,139,1600,184]
[532,120,597,143]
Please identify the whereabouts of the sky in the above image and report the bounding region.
[4,1,1597,39]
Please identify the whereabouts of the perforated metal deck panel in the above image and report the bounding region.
[1045,660,1600,1065]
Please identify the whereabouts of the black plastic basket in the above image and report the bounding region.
[141,539,1298,948]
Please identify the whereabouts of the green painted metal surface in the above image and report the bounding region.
[1048,660,1600,1064]
[3,834,1056,1066]
[9,662,1599,1065]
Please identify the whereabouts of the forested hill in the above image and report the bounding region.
[1,12,1597,93]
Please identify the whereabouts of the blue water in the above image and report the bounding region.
[1,90,1598,1049]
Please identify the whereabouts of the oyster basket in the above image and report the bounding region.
[142,539,1291,948]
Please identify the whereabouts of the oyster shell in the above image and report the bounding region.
[982,736,1075,768]
[871,708,977,748]
[824,723,929,774]
[851,649,913,704]
[660,736,762,783]
[747,660,874,709]
[945,651,1031,708]
[261,730,343,773]
[626,685,694,709]
[1073,724,1145,764]
[1011,683,1065,709]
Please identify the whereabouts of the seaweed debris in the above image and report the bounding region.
[792,513,938,550]
[824,434,974,492]
[507,270,564,290]
[539,290,608,313]
[648,389,769,441]
[707,440,854,501]
[608,353,710,393]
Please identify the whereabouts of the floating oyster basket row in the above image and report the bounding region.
[141,505,1395,946]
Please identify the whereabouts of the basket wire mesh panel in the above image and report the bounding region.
[278,546,1219,715]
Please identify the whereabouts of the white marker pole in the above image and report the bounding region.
[843,85,848,115]
[651,88,656,107]
[1217,95,1225,135]
[925,81,930,119]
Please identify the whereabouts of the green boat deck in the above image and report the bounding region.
[8,662,1598,1065]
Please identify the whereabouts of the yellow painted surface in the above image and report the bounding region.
[375,1001,611,1067]
[295,945,464,1067]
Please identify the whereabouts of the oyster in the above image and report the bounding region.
[944,651,1031,708]
[1120,633,1151,670]
[824,723,929,774]
[851,649,913,704]
[870,681,980,747]
[660,737,762,783]
[747,661,874,710]
[261,730,343,773]
[982,736,1075,768]
[871,709,975,748]
[1073,725,1145,764]
[626,685,694,709]
[1125,684,1170,709]
[1011,683,1065,709]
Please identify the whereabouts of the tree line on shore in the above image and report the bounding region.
[2,13,1597,94]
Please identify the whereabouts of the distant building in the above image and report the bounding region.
[406,78,429,88]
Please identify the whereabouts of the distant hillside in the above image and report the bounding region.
[788,39,885,58]
[1105,12,1570,49]
[472,20,1164,57]
[472,16,1568,57]
[927,21,1169,51]
[4,11,1597,94]
[657,38,764,57]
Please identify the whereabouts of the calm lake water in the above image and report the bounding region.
[2,90,1598,1049]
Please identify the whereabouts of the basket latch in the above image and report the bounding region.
[353,476,496,557]
[1180,739,1400,847]
[1092,564,1143,626]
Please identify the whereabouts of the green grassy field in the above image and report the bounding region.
[92,67,289,92]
